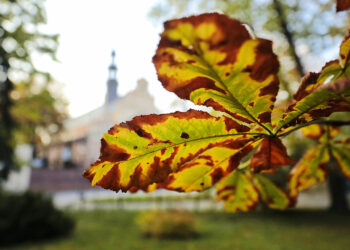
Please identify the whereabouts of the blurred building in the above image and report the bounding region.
[29,51,158,191]
[44,51,158,170]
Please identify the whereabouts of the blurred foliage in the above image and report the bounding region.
[136,210,199,239]
[149,0,350,98]
[0,190,74,246]
[0,0,66,179]
[10,82,67,145]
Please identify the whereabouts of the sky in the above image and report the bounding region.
[33,0,340,118]
[35,0,181,117]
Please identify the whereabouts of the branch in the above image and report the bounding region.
[314,120,350,126]
[272,0,305,78]
[277,120,350,137]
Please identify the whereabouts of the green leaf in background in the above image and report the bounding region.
[288,145,329,203]
[216,170,259,212]
[331,141,350,179]
[254,174,290,210]
[216,169,289,211]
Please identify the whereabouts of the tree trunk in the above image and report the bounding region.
[328,160,349,212]
[0,49,15,180]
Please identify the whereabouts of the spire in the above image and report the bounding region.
[109,50,117,79]
[105,50,118,104]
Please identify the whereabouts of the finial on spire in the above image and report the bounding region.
[111,50,116,64]
[106,50,118,104]
[109,50,117,72]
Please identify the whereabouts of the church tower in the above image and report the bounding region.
[105,50,118,104]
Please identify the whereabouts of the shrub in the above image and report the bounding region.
[136,210,199,239]
[0,190,75,246]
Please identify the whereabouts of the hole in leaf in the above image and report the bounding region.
[181,132,189,139]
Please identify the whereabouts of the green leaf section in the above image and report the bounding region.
[153,13,280,131]
[83,109,258,192]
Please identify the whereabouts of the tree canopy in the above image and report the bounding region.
[0,0,66,179]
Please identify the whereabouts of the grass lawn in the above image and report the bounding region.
[9,209,350,250]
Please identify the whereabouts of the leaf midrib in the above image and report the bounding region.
[192,44,274,135]
[117,132,264,163]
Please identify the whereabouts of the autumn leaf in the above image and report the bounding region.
[337,0,350,12]
[162,141,259,192]
[216,169,289,211]
[250,137,294,172]
[83,12,350,208]
[275,30,350,133]
[318,35,350,87]
[216,170,259,212]
[331,141,350,179]
[340,31,350,67]
[276,79,350,132]
[300,124,324,140]
[301,124,339,140]
[83,109,259,192]
[153,13,280,132]
[288,145,329,204]
[254,174,290,210]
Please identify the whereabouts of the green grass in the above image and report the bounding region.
[8,210,350,250]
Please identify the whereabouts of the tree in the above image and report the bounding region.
[0,0,64,179]
[83,12,350,212]
[10,81,67,149]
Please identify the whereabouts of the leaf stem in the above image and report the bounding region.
[277,119,350,138]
